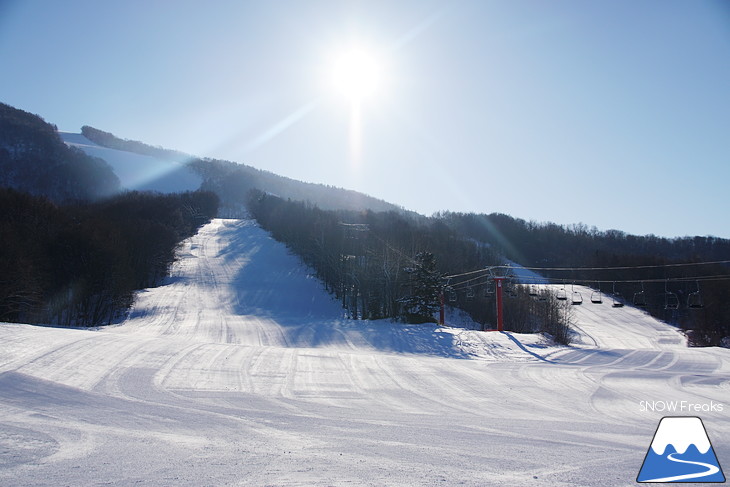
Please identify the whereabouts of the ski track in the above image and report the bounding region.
[1,219,728,486]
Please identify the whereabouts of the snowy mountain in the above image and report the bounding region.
[1,103,729,485]
[66,126,404,215]
[2,217,728,486]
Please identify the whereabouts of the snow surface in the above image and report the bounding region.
[60,132,202,194]
[1,219,728,486]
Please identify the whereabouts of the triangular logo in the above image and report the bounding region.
[637,416,725,483]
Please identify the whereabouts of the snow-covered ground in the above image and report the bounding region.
[60,132,202,194]
[1,219,728,486]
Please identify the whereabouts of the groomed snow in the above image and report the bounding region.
[1,219,728,486]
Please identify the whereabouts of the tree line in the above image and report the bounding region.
[0,189,218,327]
[247,191,574,343]
[247,194,729,346]
[437,212,730,346]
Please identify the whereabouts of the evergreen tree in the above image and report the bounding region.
[402,251,442,323]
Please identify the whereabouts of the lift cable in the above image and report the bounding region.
[442,268,492,280]
[503,274,730,285]
[488,259,730,273]
[449,275,493,291]
[443,260,730,282]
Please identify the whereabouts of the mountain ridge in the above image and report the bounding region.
[76,125,406,216]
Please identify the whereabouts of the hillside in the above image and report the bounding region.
[4,101,727,345]
[70,126,404,215]
[249,194,730,347]
[0,103,119,201]
[0,103,220,329]
[60,132,202,194]
[0,188,218,327]
[1,218,727,486]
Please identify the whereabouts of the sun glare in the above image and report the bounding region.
[331,47,382,101]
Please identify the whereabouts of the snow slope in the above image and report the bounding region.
[1,219,728,486]
[60,132,202,193]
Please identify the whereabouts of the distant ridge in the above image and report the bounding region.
[60,131,202,195]
[78,125,406,217]
[0,103,120,201]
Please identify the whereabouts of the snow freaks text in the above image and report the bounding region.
[639,401,724,413]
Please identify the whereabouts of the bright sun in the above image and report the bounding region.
[331,47,382,102]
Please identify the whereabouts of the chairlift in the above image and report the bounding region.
[571,283,583,305]
[528,284,539,297]
[538,285,548,302]
[556,282,567,301]
[483,282,495,298]
[633,282,647,307]
[590,283,603,304]
[611,282,624,308]
[448,288,457,303]
[506,282,518,298]
[466,287,475,302]
[664,282,679,310]
[688,281,704,309]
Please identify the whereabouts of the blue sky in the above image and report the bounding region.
[1,0,729,238]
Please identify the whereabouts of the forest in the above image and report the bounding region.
[0,189,218,327]
[0,103,219,326]
[437,212,730,346]
[0,103,120,202]
[247,193,729,347]
[247,191,574,344]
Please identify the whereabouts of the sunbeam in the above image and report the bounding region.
[390,9,445,53]
[349,100,363,169]
[244,99,320,153]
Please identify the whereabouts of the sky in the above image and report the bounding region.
[1,0,729,238]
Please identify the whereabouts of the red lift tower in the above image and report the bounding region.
[493,276,505,332]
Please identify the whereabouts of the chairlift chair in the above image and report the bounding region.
[571,283,583,305]
[665,293,679,310]
[448,288,457,303]
[688,281,704,309]
[483,282,495,298]
[590,283,603,304]
[556,282,567,301]
[611,282,624,308]
[528,285,539,297]
[687,294,703,309]
[633,283,647,307]
[466,287,475,302]
[538,285,548,302]
[664,282,679,310]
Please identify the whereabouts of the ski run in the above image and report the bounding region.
[1,218,728,486]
